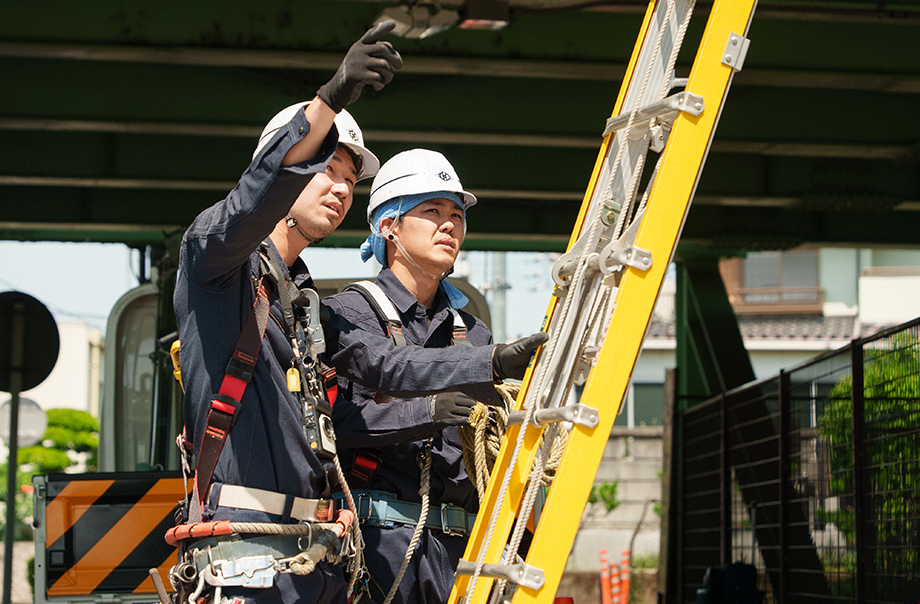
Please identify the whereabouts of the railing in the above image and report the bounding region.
[728,286,825,315]
[675,317,920,603]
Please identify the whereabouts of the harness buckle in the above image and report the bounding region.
[355,492,374,522]
[209,394,242,427]
[440,503,470,537]
[205,554,276,588]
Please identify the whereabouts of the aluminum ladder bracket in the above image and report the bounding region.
[603,91,705,138]
[455,560,545,591]
[506,403,600,429]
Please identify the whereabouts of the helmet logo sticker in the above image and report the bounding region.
[346,129,360,143]
[437,171,453,182]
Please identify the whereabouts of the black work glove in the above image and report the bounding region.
[317,20,404,113]
[492,332,549,380]
[431,392,477,430]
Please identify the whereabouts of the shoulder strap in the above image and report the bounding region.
[447,308,472,347]
[192,272,271,522]
[345,280,473,347]
[346,280,408,347]
[259,242,297,333]
[340,280,404,489]
[340,282,471,490]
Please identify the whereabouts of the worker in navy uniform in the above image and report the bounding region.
[323,149,548,604]
[174,21,544,604]
[173,22,403,604]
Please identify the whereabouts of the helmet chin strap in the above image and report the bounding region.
[287,215,324,245]
[381,222,452,281]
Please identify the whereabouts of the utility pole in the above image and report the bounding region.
[491,252,508,343]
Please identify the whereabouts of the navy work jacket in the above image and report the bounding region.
[323,269,494,513]
[174,109,341,518]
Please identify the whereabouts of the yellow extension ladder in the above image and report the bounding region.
[449,1,758,602]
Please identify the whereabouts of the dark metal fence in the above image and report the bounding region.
[676,318,920,603]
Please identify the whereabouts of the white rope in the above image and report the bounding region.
[603,0,675,245]
[333,453,366,596]
[382,439,433,604]
[224,521,342,535]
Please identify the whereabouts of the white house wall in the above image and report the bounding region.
[14,321,102,414]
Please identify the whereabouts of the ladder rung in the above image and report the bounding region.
[506,404,599,429]
[455,560,545,591]
[603,91,704,137]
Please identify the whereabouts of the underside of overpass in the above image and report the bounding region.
[2,1,919,254]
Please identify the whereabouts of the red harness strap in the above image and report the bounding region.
[347,450,382,488]
[192,278,271,517]
[319,363,338,408]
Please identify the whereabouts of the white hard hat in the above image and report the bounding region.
[252,101,380,180]
[367,149,477,222]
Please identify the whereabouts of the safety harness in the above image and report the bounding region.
[338,280,476,604]
[341,280,472,489]
[345,280,471,348]
[165,244,359,604]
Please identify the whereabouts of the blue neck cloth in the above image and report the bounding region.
[359,191,469,308]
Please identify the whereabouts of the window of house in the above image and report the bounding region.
[732,250,821,310]
[613,383,664,428]
[744,250,818,289]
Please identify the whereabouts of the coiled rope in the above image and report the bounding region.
[457,382,567,503]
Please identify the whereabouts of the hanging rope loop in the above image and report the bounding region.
[456,382,567,504]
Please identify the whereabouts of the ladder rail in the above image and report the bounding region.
[448,0,683,601]
[448,1,676,601]
[449,0,757,601]
[514,1,758,603]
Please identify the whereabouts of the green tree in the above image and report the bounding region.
[817,332,920,583]
[0,408,98,539]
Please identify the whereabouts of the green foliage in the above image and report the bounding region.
[588,480,620,512]
[43,425,97,452]
[818,547,855,573]
[630,552,659,570]
[816,508,855,544]
[46,408,99,434]
[817,332,920,575]
[0,408,99,540]
[44,409,99,452]
[18,446,72,473]
[27,557,34,598]
[0,465,37,540]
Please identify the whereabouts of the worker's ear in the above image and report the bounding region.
[380,216,396,238]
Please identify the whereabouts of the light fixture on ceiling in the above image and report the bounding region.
[457,0,510,30]
[374,4,459,39]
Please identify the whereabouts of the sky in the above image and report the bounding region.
[0,241,558,342]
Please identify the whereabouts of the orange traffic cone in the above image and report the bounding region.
[599,549,611,604]
[620,549,631,604]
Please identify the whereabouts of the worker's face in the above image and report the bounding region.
[387,198,465,274]
[289,146,357,242]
